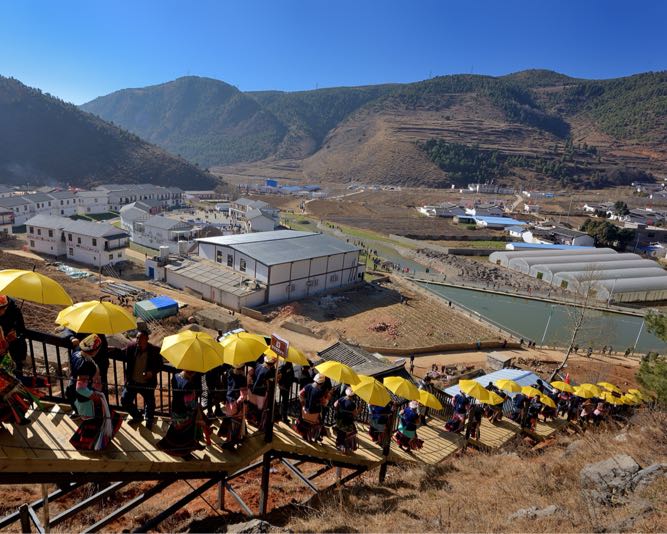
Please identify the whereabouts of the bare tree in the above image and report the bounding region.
[549,265,605,381]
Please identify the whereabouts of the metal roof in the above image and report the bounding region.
[25,214,69,229]
[197,230,314,246]
[317,341,409,379]
[474,216,527,226]
[142,215,192,231]
[165,258,263,296]
[47,190,77,200]
[531,259,659,282]
[24,193,54,203]
[232,233,359,266]
[0,196,31,207]
[444,368,545,396]
[506,243,596,250]
[64,219,129,239]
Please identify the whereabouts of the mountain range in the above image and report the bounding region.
[0,76,217,189]
[81,70,667,188]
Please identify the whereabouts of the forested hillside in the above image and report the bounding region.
[81,70,667,188]
[0,76,217,188]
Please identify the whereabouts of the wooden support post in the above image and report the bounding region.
[41,485,49,534]
[19,504,31,533]
[258,453,272,517]
[216,480,225,510]
[378,404,397,484]
[336,467,343,511]
[264,373,277,443]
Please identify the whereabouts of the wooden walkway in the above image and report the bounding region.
[0,404,567,484]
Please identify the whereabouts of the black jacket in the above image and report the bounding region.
[123,341,163,387]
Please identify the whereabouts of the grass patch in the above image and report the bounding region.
[88,212,119,221]
[129,241,159,256]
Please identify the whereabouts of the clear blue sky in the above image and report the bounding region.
[1,0,665,104]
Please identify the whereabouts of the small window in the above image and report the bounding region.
[239,259,246,272]
[329,274,339,282]
[77,237,81,245]
[117,253,122,258]
[560,280,568,289]
[37,229,41,236]
[227,254,233,267]
[60,200,63,205]
[68,234,72,241]
[29,226,34,233]
[216,250,223,263]
[92,238,97,246]
[109,254,113,260]
[30,240,34,247]
[68,247,73,255]
[48,230,53,238]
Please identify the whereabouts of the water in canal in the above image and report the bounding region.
[419,282,667,354]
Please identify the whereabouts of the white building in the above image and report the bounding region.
[0,185,14,199]
[0,209,14,237]
[0,196,35,225]
[229,198,279,233]
[25,215,129,268]
[97,184,183,212]
[132,215,195,253]
[522,227,595,247]
[76,190,110,215]
[48,191,79,216]
[192,230,363,306]
[119,202,150,233]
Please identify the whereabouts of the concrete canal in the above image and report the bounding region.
[419,282,667,354]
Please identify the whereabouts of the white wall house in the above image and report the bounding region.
[196,230,363,305]
[229,198,279,233]
[0,196,35,225]
[0,209,14,237]
[97,184,183,212]
[119,202,150,233]
[132,215,195,253]
[0,186,14,199]
[48,191,79,216]
[76,190,110,215]
[25,215,129,268]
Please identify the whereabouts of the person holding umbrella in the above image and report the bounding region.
[69,334,123,451]
[296,373,328,443]
[247,354,277,428]
[333,387,359,454]
[218,363,248,449]
[394,400,423,452]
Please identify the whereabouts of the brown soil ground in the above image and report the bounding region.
[263,277,500,350]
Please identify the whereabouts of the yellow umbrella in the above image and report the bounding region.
[521,385,543,398]
[579,383,602,397]
[419,389,444,410]
[573,386,595,399]
[627,388,642,396]
[485,390,506,406]
[459,380,492,402]
[383,376,420,401]
[0,269,73,306]
[235,332,269,346]
[56,300,136,334]
[352,375,391,406]
[495,379,521,393]
[315,361,360,386]
[623,394,641,405]
[597,382,622,394]
[539,394,557,409]
[551,381,575,393]
[264,346,309,366]
[161,330,225,372]
[220,334,267,367]
[600,391,623,405]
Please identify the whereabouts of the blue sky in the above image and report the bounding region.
[0,0,665,104]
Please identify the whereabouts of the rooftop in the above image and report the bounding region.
[317,341,409,379]
[197,230,313,246]
[165,258,263,297]
[142,215,192,231]
[444,368,545,397]
[232,233,360,266]
[25,214,70,229]
[474,216,527,226]
[0,196,31,207]
[64,219,129,239]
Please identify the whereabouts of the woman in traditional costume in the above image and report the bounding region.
[69,334,122,450]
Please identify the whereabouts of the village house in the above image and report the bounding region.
[229,198,279,232]
[48,190,79,216]
[0,185,15,199]
[76,190,110,215]
[131,215,195,253]
[522,226,594,247]
[0,196,35,225]
[25,214,129,268]
[96,184,183,212]
[0,209,14,237]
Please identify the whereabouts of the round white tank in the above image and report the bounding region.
[159,246,169,259]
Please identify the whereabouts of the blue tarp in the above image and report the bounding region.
[474,216,528,226]
[444,368,547,397]
[134,295,179,320]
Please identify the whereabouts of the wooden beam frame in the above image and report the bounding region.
[280,459,319,493]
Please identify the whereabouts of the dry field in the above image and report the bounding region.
[271,278,500,350]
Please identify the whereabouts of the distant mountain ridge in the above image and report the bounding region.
[81,70,667,187]
[0,76,217,189]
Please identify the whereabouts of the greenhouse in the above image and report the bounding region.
[553,267,667,292]
[507,252,637,275]
[488,248,615,268]
[530,259,659,283]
